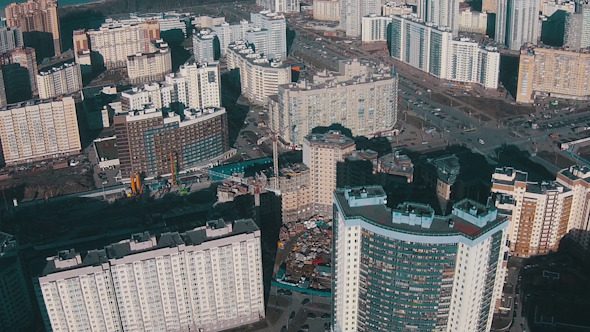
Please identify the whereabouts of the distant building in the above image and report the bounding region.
[37,219,265,332]
[313,0,340,21]
[303,131,356,217]
[37,61,82,99]
[126,40,172,84]
[249,11,287,60]
[376,151,414,183]
[337,149,378,187]
[333,186,508,332]
[0,96,81,165]
[192,15,227,28]
[0,26,23,54]
[114,106,229,178]
[417,0,460,35]
[74,20,160,70]
[564,4,590,49]
[340,0,381,37]
[121,61,221,111]
[269,59,397,144]
[430,154,461,203]
[0,231,34,331]
[389,15,500,89]
[5,0,61,57]
[495,0,539,50]
[382,2,413,16]
[226,41,291,105]
[556,165,590,251]
[482,0,497,13]
[458,9,488,34]
[361,15,392,42]
[82,85,118,130]
[516,45,590,103]
[257,0,300,13]
[193,30,216,63]
[1,46,38,102]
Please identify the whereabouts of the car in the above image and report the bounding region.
[300,324,309,331]
[321,313,331,319]
[302,298,310,305]
[478,139,485,145]
[307,312,316,319]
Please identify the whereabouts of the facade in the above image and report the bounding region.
[37,219,265,332]
[303,131,356,217]
[249,11,287,60]
[4,0,61,56]
[226,41,291,105]
[516,45,590,103]
[556,165,590,250]
[0,26,23,54]
[333,186,508,332]
[492,167,572,257]
[37,61,82,99]
[418,0,460,34]
[74,20,160,69]
[389,15,500,89]
[270,59,398,144]
[340,0,382,37]
[564,4,590,49]
[459,9,488,34]
[126,41,172,84]
[211,20,249,56]
[0,96,81,165]
[193,30,216,63]
[121,61,221,112]
[114,106,229,178]
[483,0,497,13]
[313,0,341,21]
[257,0,300,12]
[495,0,540,50]
[0,231,34,331]
[361,15,393,42]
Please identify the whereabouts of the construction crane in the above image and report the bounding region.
[170,152,178,186]
[272,130,279,192]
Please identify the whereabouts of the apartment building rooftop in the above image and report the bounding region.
[3,95,74,110]
[38,60,77,76]
[0,231,17,257]
[41,219,259,276]
[304,130,356,148]
[228,40,290,68]
[335,186,507,239]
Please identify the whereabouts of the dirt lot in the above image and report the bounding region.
[537,151,576,169]
[0,163,95,202]
[456,96,532,120]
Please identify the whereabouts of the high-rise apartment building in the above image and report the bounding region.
[389,15,500,89]
[418,0,460,34]
[193,30,216,64]
[37,219,265,332]
[564,4,590,49]
[0,231,34,331]
[459,9,488,34]
[340,0,381,37]
[4,0,61,57]
[556,165,590,250]
[74,20,160,69]
[114,106,229,178]
[333,186,508,332]
[226,41,291,105]
[516,45,590,103]
[382,2,413,16]
[313,0,341,21]
[0,26,23,54]
[270,59,398,145]
[121,61,221,112]
[492,167,572,257]
[0,46,37,103]
[303,131,356,217]
[483,0,498,13]
[257,0,300,13]
[126,40,172,84]
[361,15,393,42]
[211,20,249,56]
[37,61,82,99]
[495,0,540,50]
[249,11,287,60]
[0,96,81,165]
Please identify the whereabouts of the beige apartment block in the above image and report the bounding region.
[126,42,172,84]
[274,163,313,223]
[313,0,340,21]
[556,165,590,250]
[517,45,590,103]
[5,0,61,56]
[492,167,572,257]
[303,131,356,217]
[0,96,81,165]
